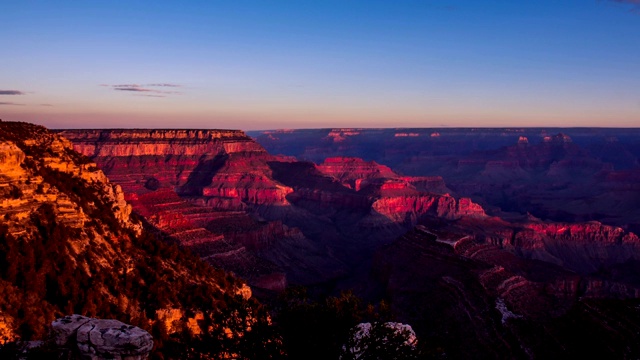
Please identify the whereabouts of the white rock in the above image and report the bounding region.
[52,315,153,360]
[51,314,92,347]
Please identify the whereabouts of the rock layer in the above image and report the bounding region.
[60,129,291,289]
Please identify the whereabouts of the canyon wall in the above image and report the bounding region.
[61,130,495,290]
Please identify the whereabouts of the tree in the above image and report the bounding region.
[340,322,421,360]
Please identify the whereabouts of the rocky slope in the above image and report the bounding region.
[0,121,280,358]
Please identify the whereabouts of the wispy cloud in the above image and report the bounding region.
[40,103,54,107]
[102,83,182,96]
[0,90,26,95]
[114,85,154,92]
[146,83,181,88]
[0,102,25,106]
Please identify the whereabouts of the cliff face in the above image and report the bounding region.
[514,222,640,272]
[314,157,485,226]
[61,129,294,289]
[0,122,279,358]
[1,127,139,242]
[316,157,396,190]
[61,129,265,194]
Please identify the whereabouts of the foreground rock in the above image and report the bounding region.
[52,315,153,360]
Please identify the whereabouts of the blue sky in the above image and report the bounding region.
[1,0,639,129]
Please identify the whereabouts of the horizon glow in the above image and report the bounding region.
[1,1,639,130]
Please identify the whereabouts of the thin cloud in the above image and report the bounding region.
[114,86,153,92]
[0,90,26,95]
[146,83,181,87]
[40,103,54,107]
[103,83,182,96]
[0,102,25,106]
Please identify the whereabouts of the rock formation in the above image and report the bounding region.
[60,129,296,290]
[52,315,153,360]
[316,157,396,190]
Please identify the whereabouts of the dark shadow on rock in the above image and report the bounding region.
[177,153,228,195]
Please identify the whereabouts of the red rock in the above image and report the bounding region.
[317,157,396,190]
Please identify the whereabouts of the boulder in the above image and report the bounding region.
[52,315,92,347]
[52,315,153,360]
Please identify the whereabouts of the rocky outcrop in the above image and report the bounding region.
[52,315,153,360]
[317,157,396,190]
[314,157,483,225]
[324,129,361,142]
[0,134,139,239]
[59,129,265,196]
[371,193,485,224]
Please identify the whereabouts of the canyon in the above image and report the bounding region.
[60,128,640,285]
[0,123,633,358]
[59,129,491,292]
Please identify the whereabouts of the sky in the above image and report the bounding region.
[1,0,639,130]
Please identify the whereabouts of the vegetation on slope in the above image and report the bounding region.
[0,121,282,359]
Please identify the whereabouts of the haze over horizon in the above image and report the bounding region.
[1,0,639,130]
